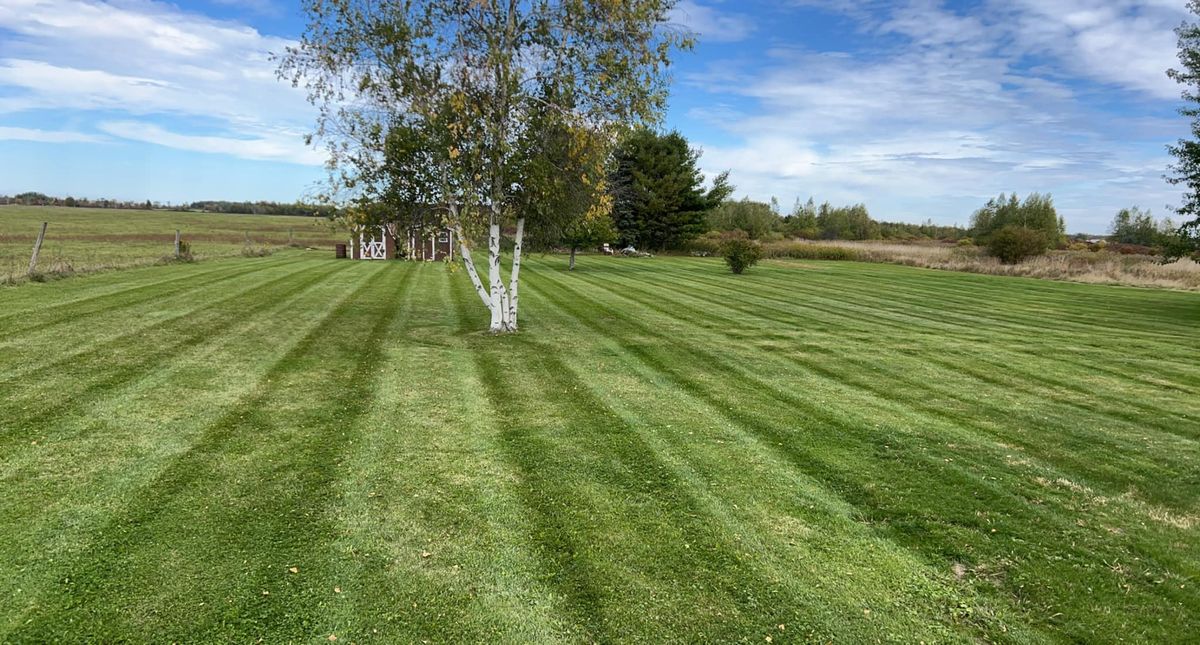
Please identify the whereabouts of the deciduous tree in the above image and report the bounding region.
[1167,1,1200,260]
[279,0,689,331]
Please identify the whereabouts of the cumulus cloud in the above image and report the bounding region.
[688,0,1187,230]
[0,0,320,165]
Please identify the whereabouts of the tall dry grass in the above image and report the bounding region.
[761,240,1200,290]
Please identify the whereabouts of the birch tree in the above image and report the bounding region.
[279,0,690,332]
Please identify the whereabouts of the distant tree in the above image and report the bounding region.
[781,198,819,239]
[1109,206,1173,247]
[610,129,731,250]
[817,203,879,240]
[969,193,1064,251]
[1166,1,1200,260]
[707,198,779,239]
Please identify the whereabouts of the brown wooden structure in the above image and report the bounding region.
[348,225,453,261]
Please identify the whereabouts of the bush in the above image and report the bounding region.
[721,238,762,274]
[986,226,1047,264]
[1067,242,1089,251]
[957,238,974,247]
[1106,243,1156,256]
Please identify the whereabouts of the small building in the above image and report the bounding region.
[405,226,455,261]
[349,225,454,261]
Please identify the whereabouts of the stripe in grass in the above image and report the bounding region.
[458,277,994,641]
[9,260,407,642]
[0,254,312,343]
[0,256,325,384]
[555,260,1200,489]
[0,259,353,442]
[0,254,1194,642]
[0,258,368,623]
[648,259,1200,392]
[521,257,1197,642]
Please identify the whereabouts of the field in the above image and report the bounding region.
[0,205,341,282]
[1,252,1197,642]
[758,239,1200,291]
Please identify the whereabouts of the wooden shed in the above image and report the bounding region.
[406,226,454,261]
[349,225,454,261]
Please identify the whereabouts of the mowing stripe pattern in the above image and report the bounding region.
[0,252,1195,643]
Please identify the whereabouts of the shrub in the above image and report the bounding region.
[957,238,974,247]
[721,238,762,274]
[986,225,1047,264]
[1106,243,1156,256]
[1067,242,1089,251]
[241,245,274,257]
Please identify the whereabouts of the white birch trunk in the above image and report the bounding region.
[508,217,525,328]
[487,219,509,332]
[454,223,491,310]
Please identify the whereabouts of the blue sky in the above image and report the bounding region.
[0,0,1192,232]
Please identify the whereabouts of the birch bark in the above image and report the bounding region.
[508,217,524,328]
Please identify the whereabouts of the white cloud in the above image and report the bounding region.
[0,0,320,165]
[687,1,1187,231]
[98,120,324,165]
[669,1,755,44]
[0,126,107,143]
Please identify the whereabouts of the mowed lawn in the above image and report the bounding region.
[0,252,1196,643]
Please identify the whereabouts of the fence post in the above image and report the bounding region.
[28,221,47,276]
[174,229,181,258]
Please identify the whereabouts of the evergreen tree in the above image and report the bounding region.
[610,129,730,250]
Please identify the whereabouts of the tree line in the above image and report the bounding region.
[0,192,334,217]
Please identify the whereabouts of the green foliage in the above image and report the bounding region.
[780,198,820,239]
[817,203,880,240]
[610,129,729,250]
[1109,207,1178,248]
[720,238,762,274]
[970,193,1063,251]
[987,225,1048,264]
[707,198,779,239]
[1166,1,1200,260]
[281,0,689,237]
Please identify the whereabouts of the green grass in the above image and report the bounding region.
[0,252,1196,643]
[0,205,341,282]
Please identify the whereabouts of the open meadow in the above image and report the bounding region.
[0,252,1197,642]
[0,206,341,283]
